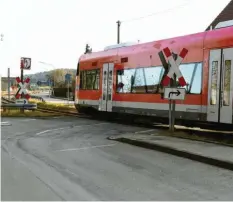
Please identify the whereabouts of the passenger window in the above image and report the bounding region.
[144,66,164,93]
[80,69,100,90]
[178,63,202,94]
[94,69,100,90]
[210,61,218,105]
[132,68,146,93]
[223,60,231,106]
[189,63,202,94]
[117,69,135,93]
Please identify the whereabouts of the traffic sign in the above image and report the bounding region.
[65,73,72,82]
[162,47,188,87]
[20,57,31,70]
[37,81,42,86]
[164,87,186,100]
[15,77,30,100]
[15,99,28,105]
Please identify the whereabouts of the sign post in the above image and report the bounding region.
[65,73,72,104]
[159,47,188,132]
[19,57,31,112]
[7,67,10,100]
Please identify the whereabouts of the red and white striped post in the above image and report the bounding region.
[162,47,188,87]
[15,77,30,100]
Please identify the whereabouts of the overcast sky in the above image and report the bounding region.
[0,0,231,77]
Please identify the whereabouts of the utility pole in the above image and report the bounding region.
[0,33,4,41]
[7,67,10,100]
[116,20,121,44]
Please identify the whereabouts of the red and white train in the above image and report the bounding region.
[75,20,233,126]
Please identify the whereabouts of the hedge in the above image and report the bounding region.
[52,87,74,98]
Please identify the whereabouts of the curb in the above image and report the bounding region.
[108,137,233,171]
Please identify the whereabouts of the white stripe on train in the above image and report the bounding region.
[76,99,207,113]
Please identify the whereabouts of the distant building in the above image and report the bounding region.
[1,77,17,91]
[206,0,233,30]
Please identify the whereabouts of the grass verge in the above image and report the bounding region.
[150,127,233,147]
[29,99,76,112]
[1,110,62,117]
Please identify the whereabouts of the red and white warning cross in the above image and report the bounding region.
[15,77,30,99]
[162,47,188,87]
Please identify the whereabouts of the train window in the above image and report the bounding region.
[144,66,164,93]
[93,69,100,90]
[80,69,100,90]
[117,69,135,93]
[178,63,202,94]
[223,60,231,106]
[80,71,86,89]
[76,62,80,76]
[210,61,218,105]
[132,68,146,93]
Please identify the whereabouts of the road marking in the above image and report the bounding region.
[36,127,67,136]
[36,122,110,136]
[1,122,11,126]
[19,118,37,122]
[55,143,117,152]
[135,129,156,134]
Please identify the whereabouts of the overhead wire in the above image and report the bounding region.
[121,1,190,23]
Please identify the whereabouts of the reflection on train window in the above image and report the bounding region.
[178,63,202,94]
[117,69,135,93]
[210,61,218,105]
[116,63,202,94]
[132,68,146,93]
[144,66,164,93]
[80,69,100,90]
[223,60,231,106]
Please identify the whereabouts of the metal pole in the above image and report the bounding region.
[49,79,51,98]
[169,99,172,131]
[20,69,24,112]
[7,67,10,100]
[68,80,69,105]
[117,20,121,44]
[170,53,178,132]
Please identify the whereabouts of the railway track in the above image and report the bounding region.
[1,97,233,143]
[1,97,90,118]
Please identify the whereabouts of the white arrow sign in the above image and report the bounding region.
[15,99,28,104]
[164,87,186,100]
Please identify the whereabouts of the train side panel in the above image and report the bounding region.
[112,32,206,121]
[75,26,233,124]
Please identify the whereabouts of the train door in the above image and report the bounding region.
[207,48,233,124]
[100,63,114,112]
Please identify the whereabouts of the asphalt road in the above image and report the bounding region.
[1,117,233,201]
[36,91,74,104]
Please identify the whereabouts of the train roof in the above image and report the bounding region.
[79,23,233,63]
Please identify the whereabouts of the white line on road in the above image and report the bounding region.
[19,119,37,122]
[36,127,67,136]
[35,122,110,136]
[55,143,117,152]
[135,129,156,134]
[1,122,12,126]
